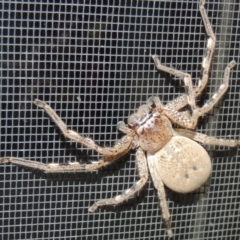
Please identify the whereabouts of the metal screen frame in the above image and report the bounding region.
[1,0,240,239]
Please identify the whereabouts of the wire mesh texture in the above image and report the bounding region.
[1,0,240,239]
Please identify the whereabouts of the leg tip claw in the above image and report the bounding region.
[34,99,46,108]
[0,158,10,164]
[228,60,237,69]
[88,205,98,213]
[167,229,173,238]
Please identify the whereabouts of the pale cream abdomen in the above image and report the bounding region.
[147,136,212,193]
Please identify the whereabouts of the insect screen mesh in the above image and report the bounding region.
[1,0,240,239]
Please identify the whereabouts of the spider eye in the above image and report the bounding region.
[128,104,153,128]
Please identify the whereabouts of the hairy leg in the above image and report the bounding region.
[161,60,236,129]
[88,148,149,212]
[175,128,240,147]
[35,100,134,161]
[0,105,136,171]
[165,0,217,111]
[148,154,173,238]
[152,55,196,111]
[0,155,124,173]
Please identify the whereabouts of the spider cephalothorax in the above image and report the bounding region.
[128,103,174,154]
[0,0,239,237]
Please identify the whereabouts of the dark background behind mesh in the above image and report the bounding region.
[1,0,240,239]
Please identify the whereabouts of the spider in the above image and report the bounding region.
[1,0,239,237]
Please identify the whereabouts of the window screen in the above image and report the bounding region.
[1,0,240,239]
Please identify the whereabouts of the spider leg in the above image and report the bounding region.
[34,99,134,162]
[0,156,121,172]
[174,128,240,147]
[88,148,149,212]
[197,60,236,114]
[0,103,135,171]
[1,138,133,172]
[152,55,196,111]
[162,60,236,129]
[164,0,218,111]
[196,0,216,96]
[148,154,173,238]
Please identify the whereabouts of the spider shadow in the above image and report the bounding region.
[166,188,201,206]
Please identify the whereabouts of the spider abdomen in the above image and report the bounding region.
[147,136,212,193]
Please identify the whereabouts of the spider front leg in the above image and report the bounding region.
[34,100,134,162]
[0,101,135,172]
[89,148,149,212]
